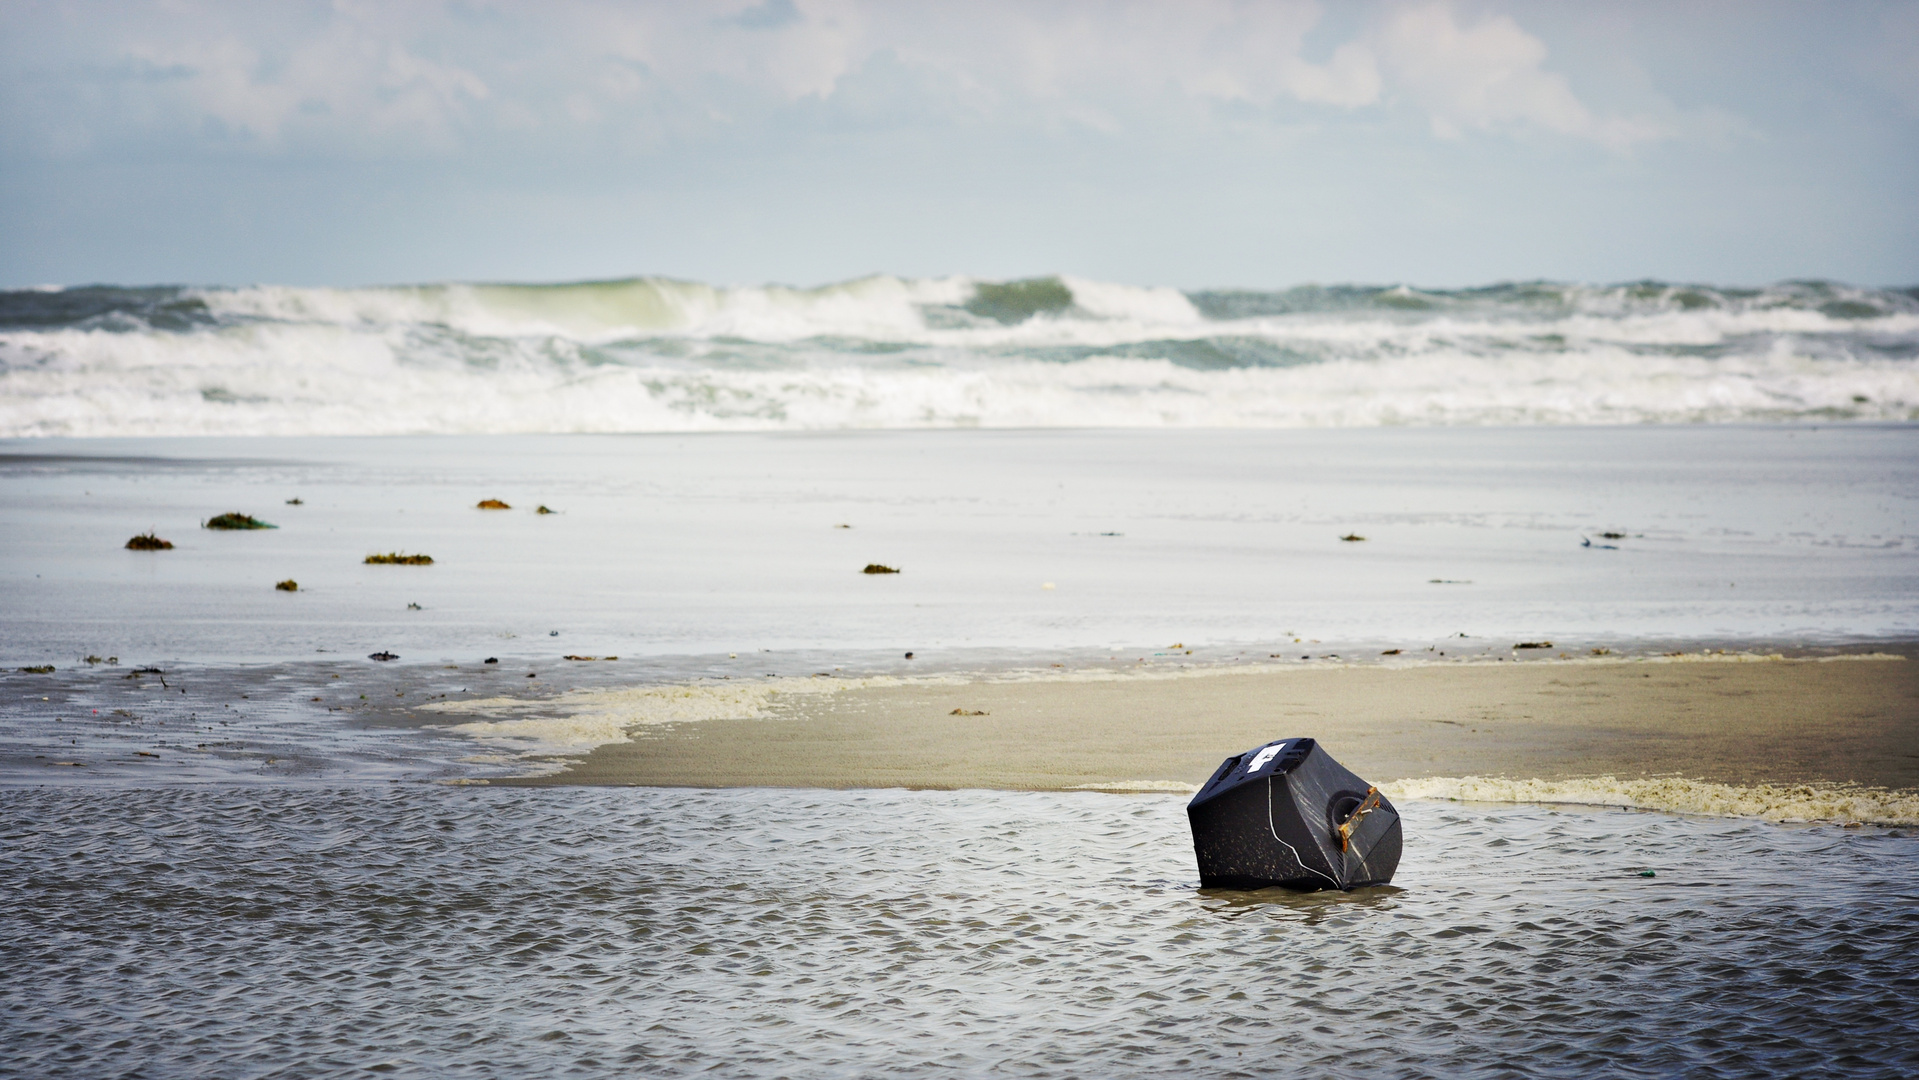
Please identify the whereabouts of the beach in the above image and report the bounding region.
[8,2,1919,1071]
[3,293,1917,1078]
[3,426,1916,817]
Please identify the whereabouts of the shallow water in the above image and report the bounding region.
[3,785,1914,1078]
[5,427,1916,671]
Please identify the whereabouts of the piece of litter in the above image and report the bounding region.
[477,499,511,510]
[1638,870,1656,878]
[276,579,298,591]
[368,651,399,661]
[1340,534,1366,542]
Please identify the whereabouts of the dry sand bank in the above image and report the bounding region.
[502,655,1919,799]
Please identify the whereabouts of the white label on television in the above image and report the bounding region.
[1245,742,1287,773]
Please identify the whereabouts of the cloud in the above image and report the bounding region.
[2,0,1668,155]
[159,36,488,142]
[92,4,491,147]
[1367,3,1668,149]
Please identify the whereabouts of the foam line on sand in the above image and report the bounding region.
[1388,775,1919,827]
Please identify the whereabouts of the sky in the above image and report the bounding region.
[1,0,1915,290]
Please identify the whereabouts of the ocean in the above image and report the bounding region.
[3,274,1917,1077]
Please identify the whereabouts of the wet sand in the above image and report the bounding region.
[505,654,1919,792]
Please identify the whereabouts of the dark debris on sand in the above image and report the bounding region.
[365,553,434,565]
[125,532,173,550]
[863,564,900,574]
[204,513,276,530]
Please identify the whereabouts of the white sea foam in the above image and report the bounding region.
[1057,275,1202,324]
[1388,775,1919,826]
[3,342,1907,437]
[421,675,894,762]
[1068,780,1203,794]
[3,274,1913,436]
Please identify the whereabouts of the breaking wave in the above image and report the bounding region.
[2,274,1914,436]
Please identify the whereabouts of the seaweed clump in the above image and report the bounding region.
[1514,641,1553,650]
[365,552,434,565]
[18,665,55,674]
[536,505,555,514]
[205,513,276,530]
[862,564,900,574]
[1340,534,1366,542]
[477,499,511,510]
[126,532,173,550]
[275,579,299,591]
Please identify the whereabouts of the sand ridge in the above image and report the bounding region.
[490,654,1919,811]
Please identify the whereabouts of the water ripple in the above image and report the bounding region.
[2,787,1915,1078]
